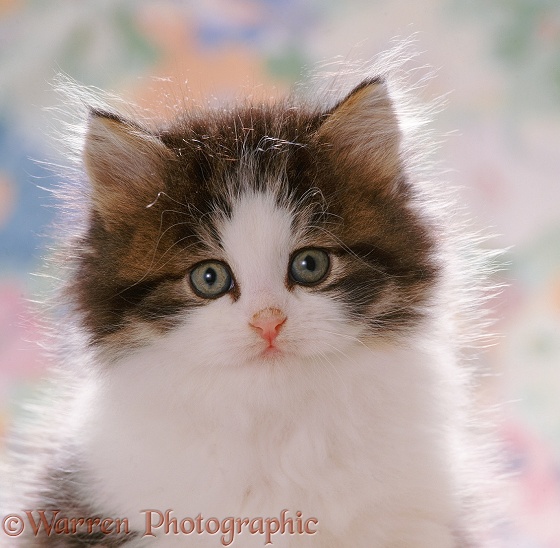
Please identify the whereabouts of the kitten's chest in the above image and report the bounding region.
[77,342,458,538]
[82,378,367,517]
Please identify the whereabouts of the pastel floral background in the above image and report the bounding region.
[1,1,560,545]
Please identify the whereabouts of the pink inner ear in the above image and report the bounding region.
[315,79,402,185]
[83,111,173,227]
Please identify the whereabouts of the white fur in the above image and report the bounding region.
[67,192,469,547]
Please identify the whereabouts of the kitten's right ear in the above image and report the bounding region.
[83,110,174,227]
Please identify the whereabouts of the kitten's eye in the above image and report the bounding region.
[190,261,233,298]
[290,248,330,286]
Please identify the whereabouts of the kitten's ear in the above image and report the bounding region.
[316,78,402,185]
[83,110,173,226]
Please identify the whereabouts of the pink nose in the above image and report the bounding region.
[250,308,287,345]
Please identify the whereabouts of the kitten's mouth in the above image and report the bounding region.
[262,345,282,358]
[252,341,288,362]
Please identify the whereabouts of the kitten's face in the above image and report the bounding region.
[71,80,437,367]
[169,190,362,367]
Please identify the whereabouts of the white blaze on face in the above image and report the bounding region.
[219,190,294,323]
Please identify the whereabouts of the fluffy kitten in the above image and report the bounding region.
[4,63,496,547]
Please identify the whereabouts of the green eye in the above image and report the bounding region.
[290,248,330,286]
[190,261,233,298]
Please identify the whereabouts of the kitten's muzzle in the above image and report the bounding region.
[249,308,287,346]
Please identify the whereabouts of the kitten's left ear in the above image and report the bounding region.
[83,110,174,228]
[316,78,402,185]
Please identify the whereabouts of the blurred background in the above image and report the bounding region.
[1,0,559,545]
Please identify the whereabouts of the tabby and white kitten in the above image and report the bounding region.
[6,67,494,547]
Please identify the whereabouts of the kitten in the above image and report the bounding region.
[3,63,496,547]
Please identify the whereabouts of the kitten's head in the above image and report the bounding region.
[70,78,438,368]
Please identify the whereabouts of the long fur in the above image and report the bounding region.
[2,46,501,547]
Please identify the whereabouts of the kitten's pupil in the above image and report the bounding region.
[301,255,316,271]
[204,268,217,286]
